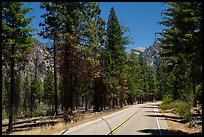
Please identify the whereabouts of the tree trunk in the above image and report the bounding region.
[93,79,100,112]
[191,63,196,106]
[63,43,73,115]
[63,13,74,115]
[8,44,15,133]
[112,97,115,108]
[103,92,106,110]
[75,79,78,110]
[30,87,33,118]
[63,74,70,115]
[85,99,88,111]
[119,92,123,108]
[63,47,69,115]
[100,90,103,111]
[70,74,73,111]
[53,38,58,116]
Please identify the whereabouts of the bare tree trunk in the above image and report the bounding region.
[63,43,69,115]
[119,92,123,108]
[8,44,15,133]
[85,99,88,111]
[191,63,196,106]
[53,38,58,116]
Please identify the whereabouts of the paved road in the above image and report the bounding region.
[62,102,169,135]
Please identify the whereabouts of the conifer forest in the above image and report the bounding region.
[2,2,202,135]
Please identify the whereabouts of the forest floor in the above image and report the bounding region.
[2,102,202,135]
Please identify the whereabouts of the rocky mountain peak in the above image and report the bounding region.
[25,38,53,80]
[128,39,161,68]
[130,47,147,55]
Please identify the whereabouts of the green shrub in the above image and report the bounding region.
[33,110,45,117]
[160,95,174,110]
[194,84,202,105]
[22,110,45,117]
[22,110,31,118]
[160,102,174,110]
[160,97,193,122]
[162,95,173,104]
[46,108,55,116]
[173,100,192,121]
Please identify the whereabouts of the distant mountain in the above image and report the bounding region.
[26,38,161,80]
[25,38,53,80]
[128,39,161,68]
[143,39,161,67]
[130,47,147,55]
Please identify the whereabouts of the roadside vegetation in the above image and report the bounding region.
[158,2,202,126]
[160,96,193,122]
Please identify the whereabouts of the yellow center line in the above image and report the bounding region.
[107,107,142,135]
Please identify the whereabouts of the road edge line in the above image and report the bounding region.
[154,107,161,135]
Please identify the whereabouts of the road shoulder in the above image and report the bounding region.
[159,108,202,135]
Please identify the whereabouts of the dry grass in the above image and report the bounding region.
[9,105,133,135]
[10,116,95,135]
[9,114,103,135]
[11,122,69,135]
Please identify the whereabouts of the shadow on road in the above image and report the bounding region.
[145,114,188,124]
[146,103,159,107]
[145,114,181,120]
[140,106,158,109]
[145,110,161,113]
[138,129,193,135]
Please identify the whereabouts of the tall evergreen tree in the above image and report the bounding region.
[126,51,140,104]
[22,75,30,112]
[2,2,34,133]
[43,69,54,110]
[39,2,62,116]
[158,2,202,103]
[82,3,106,112]
[104,7,128,108]
[138,53,149,102]
[155,58,168,100]
[45,2,106,115]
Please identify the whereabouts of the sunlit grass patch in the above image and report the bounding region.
[11,122,69,135]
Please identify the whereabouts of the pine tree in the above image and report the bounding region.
[2,2,35,133]
[158,2,202,103]
[22,75,30,112]
[155,58,168,100]
[104,7,128,108]
[43,69,54,110]
[46,2,106,115]
[126,50,140,104]
[138,53,149,103]
[30,78,40,116]
[39,2,62,116]
[81,2,106,112]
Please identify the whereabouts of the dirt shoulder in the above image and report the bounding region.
[159,108,202,135]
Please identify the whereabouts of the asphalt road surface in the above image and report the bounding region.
[62,102,169,135]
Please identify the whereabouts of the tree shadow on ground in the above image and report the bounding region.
[147,103,159,107]
[145,110,162,113]
[140,106,158,109]
[138,129,190,135]
[145,114,188,124]
[145,114,182,120]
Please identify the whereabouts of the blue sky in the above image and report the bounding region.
[24,2,168,52]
